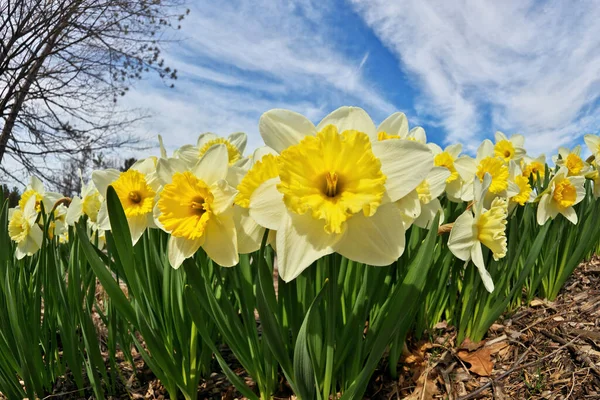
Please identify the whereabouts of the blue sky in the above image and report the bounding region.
[123,0,600,158]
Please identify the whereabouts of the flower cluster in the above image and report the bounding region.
[7,107,599,292]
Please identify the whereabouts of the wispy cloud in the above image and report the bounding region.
[123,0,396,156]
[351,0,600,154]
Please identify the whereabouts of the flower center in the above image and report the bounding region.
[523,161,545,182]
[511,175,532,206]
[277,125,387,235]
[416,180,431,203]
[19,189,43,212]
[434,152,459,183]
[565,153,584,175]
[476,197,508,260]
[553,178,576,208]
[324,172,339,197]
[476,157,509,194]
[111,169,156,218]
[198,138,241,165]
[494,140,515,162]
[158,171,214,240]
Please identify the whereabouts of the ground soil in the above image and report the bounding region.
[3,258,600,399]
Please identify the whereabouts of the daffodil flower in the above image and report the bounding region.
[428,143,464,202]
[251,106,433,282]
[93,158,160,244]
[521,154,546,183]
[67,179,102,226]
[448,174,508,293]
[537,167,585,225]
[174,132,248,168]
[154,145,239,268]
[507,161,534,213]
[376,111,427,143]
[232,147,278,253]
[493,131,526,163]
[48,203,69,242]
[553,146,591,177]
[454,140,519,203]
[8,196,43,259]
[584,134,600,162]
[396,167,451,229]
[19,176,62,213]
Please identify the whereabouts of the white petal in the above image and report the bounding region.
[128,214,148,245]
[66,196,83,226]
[156,157,188,185]
[92,169,121,196]
[228,132,247,154]
[446,144,463,158]
[168,235,203,269]
[453,156,477,182]
[408,126,426,143]
[570,176,586,203]
[131,158,156,175]
[334,202,405,266]
[510,134,525,148]
[234,207,264,254]
[371,139,433,202]
[248,178,285,230]
[210,180,237,215]
[226,166,247,188]
[536,194,551,225]
[196,132,218,148]
[476,140,495,160]
[428,142,443,154]
[175,144,201,167]
[30,176,44,193]
[202,215,239,267]
[158,134,168,158]
[414,199,444,229]
[276,211,338,282]
[426,167,451,199]
[377,112,408,138]
[447,211,476,261]
[561,207,578,224]
[316,106,376,140]
[23,195,38,222]
[471,244,495,293]
[584,134,600,155]
[494,131,508,143]
[259,109,316,153]
[395,189,420,219]
[192,144,228,185]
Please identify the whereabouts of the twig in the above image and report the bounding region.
[457,335,579,400]
[540,329,600,382]
[42,386,91,399]
[565,372,576,400]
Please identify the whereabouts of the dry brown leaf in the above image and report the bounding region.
[485,341,509,355]
[404,368,440,400]
[459,337,484,351]
[457,347,494,376]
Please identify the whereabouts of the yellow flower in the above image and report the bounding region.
[511,175,532,206]
[554,146,590,176]
[434,151,460,183]
[522,159,545,182]
[494,131,526,162]
[154,145,239,268]
[565,153,584,175]
[277,125,386,235]
[494,140,515,162]
[18,176,61,213]
[235,154,279,208]
[254,106,433,281]
[448,174,507,293]
[537,167,585,225]
[111,170,156,218]
[476,197,508,260]
[476,157,509,194]
[8,196,43,259]
[584,134,600,161]
[199,137,242,165]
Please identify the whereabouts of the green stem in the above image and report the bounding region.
[323,255,337,399]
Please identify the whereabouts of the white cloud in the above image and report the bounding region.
[121,0,396,157]
[351,0,600,154]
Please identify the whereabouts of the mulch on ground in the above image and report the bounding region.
[3,258,599,399]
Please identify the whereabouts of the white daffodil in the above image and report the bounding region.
[174,132,248,169]
[584,134,600,162]
[8,196,43,259]
[521,154,546,183]
[66,178,102,226]
[232,146,278,253]
[19,176,62,213]
[396,167,450,229]
[428,143,464,202]
[376,112,427,143]
[448,174,508,293]
[507,161,535,213]
[493,131,526,163]
[251,106,433,282]
[537,167,586,225]
[553,146,591,177]
[154,145,239,269]
[92,158,160,245]
[454,140,519,203]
